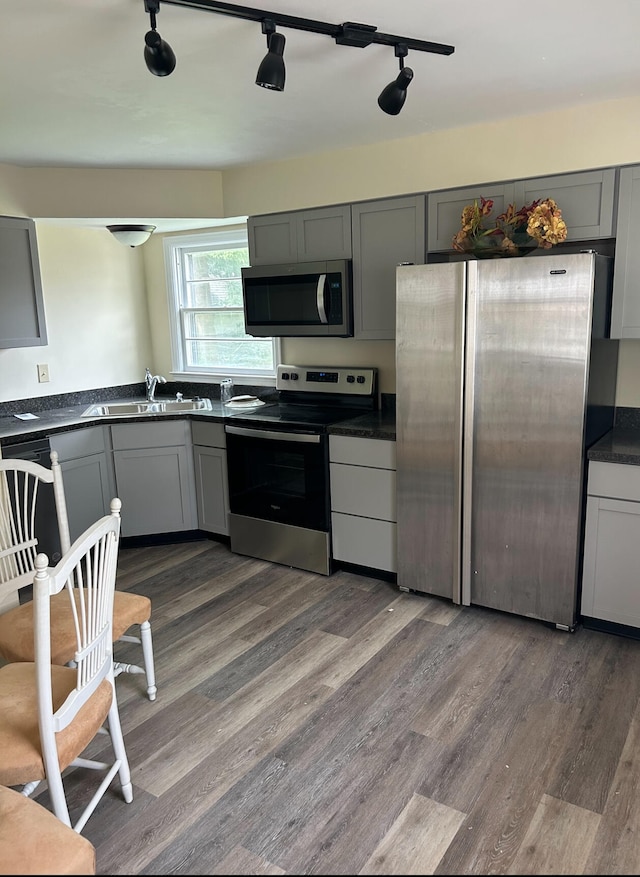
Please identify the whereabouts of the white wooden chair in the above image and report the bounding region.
[0,500,133,834]
[0,451,157,701]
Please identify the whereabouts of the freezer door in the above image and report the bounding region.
[464,253,596,627]
[396,262,465,600]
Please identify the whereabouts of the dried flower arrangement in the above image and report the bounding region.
[452,197,568,256]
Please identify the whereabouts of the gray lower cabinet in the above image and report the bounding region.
[111,420,197,538]
[330,435,397,572]
[191,420,229,536]
[581,461,640,630]
[611,164,640,339]
[247,204,352,265]
[0,215,48,348]
[351,195,426,340]
[49,425,115,544]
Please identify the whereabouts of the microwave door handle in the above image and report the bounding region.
[316,274,328,324]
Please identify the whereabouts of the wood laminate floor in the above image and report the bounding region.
[35,538,640,874]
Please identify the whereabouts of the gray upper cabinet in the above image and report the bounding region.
[427,183,515,252]
[248,204,351,265]
[351,195,426,340]
[0,215,48,348]
[513,168,616,240]
[427,169,616,253]
[611,164,640,339]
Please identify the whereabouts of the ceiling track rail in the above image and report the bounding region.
[159,0,455,56]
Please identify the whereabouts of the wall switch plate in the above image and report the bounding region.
[37,363,50,382]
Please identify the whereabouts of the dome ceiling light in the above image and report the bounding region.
[142,1,454,115]
[107,225,157,247]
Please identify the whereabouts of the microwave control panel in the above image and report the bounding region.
[277,364,376,396]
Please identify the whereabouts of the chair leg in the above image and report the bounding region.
[106,696,133,807]
[139,620,157,702]
[113,622,157,701]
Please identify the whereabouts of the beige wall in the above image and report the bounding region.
[0,225,152,403]
[2,94,640,405]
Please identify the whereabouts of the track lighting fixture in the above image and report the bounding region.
[144,0,176,76]
[378,44,414,116]
[107,225,157,247]
[149,2,454,114]
[255,19,286,91]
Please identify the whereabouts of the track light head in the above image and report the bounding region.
[378,43,413,115]
[143,0,176,76]
[256,20,286,91]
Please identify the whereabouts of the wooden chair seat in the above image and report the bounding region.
[0,784,96,875]
[0,663,112,787]
[0,590,152,663]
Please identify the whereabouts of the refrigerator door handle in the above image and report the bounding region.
[460,261,478,606]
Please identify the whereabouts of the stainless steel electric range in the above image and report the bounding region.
[224,364,378,575]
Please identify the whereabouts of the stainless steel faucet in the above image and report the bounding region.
[145,367,167,402]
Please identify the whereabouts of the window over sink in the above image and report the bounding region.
[164,228,280,384]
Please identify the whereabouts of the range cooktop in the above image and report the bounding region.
[227,402,365,429]
[226,364,378,432]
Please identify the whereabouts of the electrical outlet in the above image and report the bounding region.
[37,363,50,383]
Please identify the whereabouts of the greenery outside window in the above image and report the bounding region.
[164,228,279,384]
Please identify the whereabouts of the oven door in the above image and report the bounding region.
[225,424,330,531]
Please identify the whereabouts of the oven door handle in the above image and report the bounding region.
[225,425,321,444]
[316,274,328,324]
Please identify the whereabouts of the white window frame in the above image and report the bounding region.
[163,228,280,386]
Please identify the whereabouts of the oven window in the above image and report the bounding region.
[226,431,330,531]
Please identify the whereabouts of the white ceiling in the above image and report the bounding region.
[3,0,640,230]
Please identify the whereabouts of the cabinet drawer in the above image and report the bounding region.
[50,424,108,460]
[331,512,397,572]
[587,461,640,501]
[329,435,396,469]
[191,420,226,448]
[111,420,189,451]
[330,462,396,521]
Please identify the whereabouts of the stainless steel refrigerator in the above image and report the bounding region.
[395,252,619,629]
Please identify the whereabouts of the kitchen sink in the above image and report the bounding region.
[82,398,213,417]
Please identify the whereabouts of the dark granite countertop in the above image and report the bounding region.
[0,391,397,447]
[327,410,396,440]
[587,428,640,466]
[0,398,228,447]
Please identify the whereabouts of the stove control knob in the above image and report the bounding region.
[346,375,355,383]
[281,372,290,380]
[357,375,365,384]
[290,372,299,380]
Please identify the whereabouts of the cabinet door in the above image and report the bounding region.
[58,453,113,544]
[427,183,515,252]
[514,168,616,240]
[581,494,640,629]
[295,205,352,261]
[113,445,197,537]
[193,444,229,535]
[352,195,426,340]
[0,215,47,348]
[247,213,297,265]
[611,164,640,339]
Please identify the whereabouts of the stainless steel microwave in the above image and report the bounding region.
[241,259,353,337]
